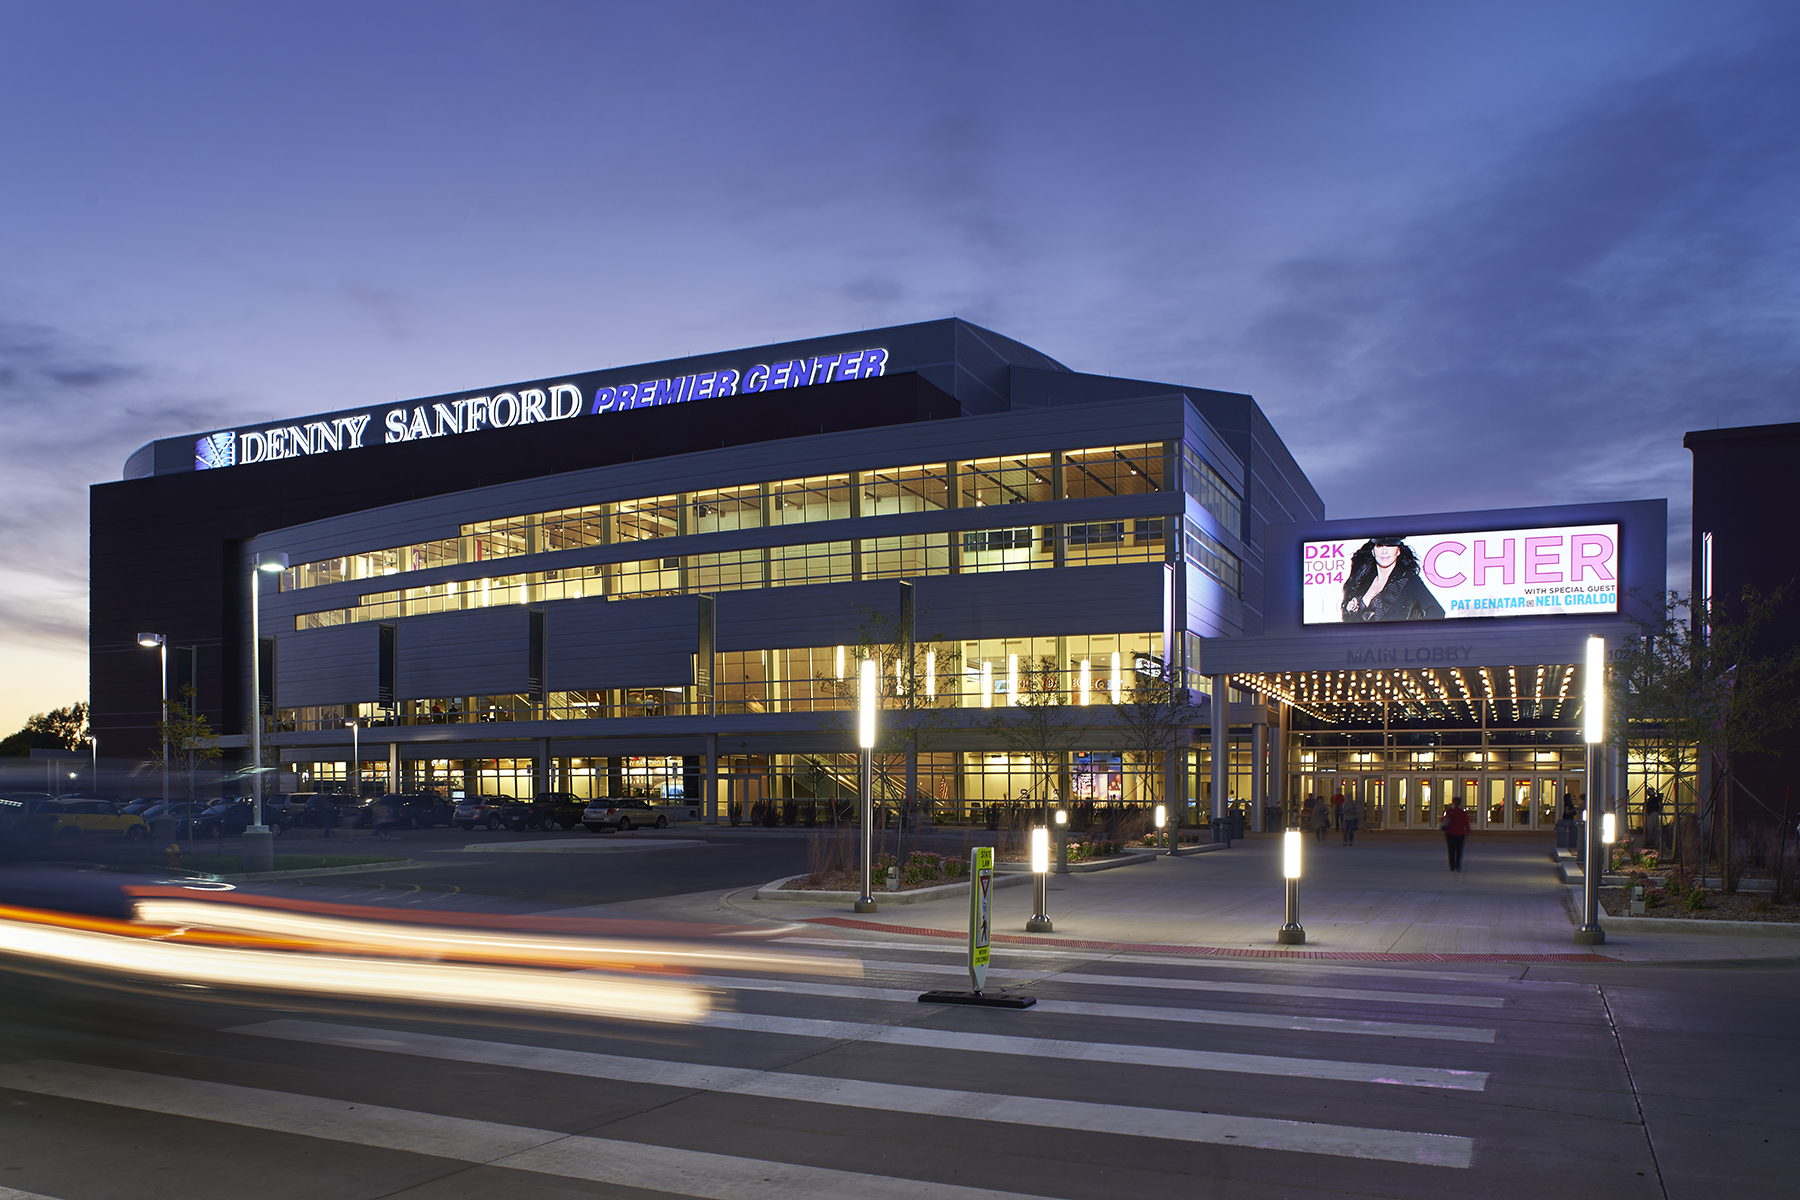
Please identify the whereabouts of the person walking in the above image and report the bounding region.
[1314,795,1331,842]
[1442,796,1470,871]
[1331,790,1345,831]
[1343,793,1363,845]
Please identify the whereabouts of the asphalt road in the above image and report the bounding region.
[0,825,1795,1199]
[1,925,1796,1198]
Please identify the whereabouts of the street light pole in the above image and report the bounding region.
[856,656,879,914]
[138,634,168,814]
[87,736,97,791]
[1576,636,1607,945]
[346,719,360,798]
[245,551,288,873]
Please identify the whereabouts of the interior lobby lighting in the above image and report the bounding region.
[1079,659,1091,705]
[1110,651,1121,705]
[981,661,993,708]
[1007,653,1018,706]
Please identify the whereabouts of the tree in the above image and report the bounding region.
[823,603,963,860]
[985,655,1088,824]
[1610,586,1800,887]
[152,685,222,803]
[0,703,90,756]
[1114,672,1204,823]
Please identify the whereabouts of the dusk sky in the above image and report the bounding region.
[2,1,1796,733]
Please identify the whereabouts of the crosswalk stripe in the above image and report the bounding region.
[854,959,1507,1008]
[0,1060,1057,1200]
[0,1188,70,1200]
[229,1019,1475,1168]
[637,972,1497,1043]
[694,1010,1487,1089]
[776,937,1522,984]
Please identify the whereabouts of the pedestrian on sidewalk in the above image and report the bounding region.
[1442,797,1470,871]
[1331,790,1344,831]
[1343,794,1362,845]
[1314,796,1331,842]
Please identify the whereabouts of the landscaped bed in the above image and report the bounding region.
[1599,886,1800,922]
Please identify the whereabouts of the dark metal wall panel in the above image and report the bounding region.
[275,623,380,708]
[395,607,529,699]
[545,596,701,692]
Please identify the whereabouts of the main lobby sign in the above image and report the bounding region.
[191,347,889,471]
[1301,524,1619,625]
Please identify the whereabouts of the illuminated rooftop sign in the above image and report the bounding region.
[192,347,889,471]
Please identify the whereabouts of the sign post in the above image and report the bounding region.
[970,846,993,992]
[918,846,1034,1009]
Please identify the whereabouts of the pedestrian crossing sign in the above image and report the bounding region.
[970,846,993,991]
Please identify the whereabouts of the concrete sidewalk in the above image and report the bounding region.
[551,830,1800,965]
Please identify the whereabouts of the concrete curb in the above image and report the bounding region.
[754,872,1033,904]
[1598,913,1800,936]
[212,858,420,882]
[457,839,706,853]
[998,852,1160,874]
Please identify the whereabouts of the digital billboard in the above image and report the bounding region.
[1302,524,1619,625]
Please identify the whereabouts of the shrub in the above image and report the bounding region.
[1685,888,1708,912]
[1664,866,1696,897]
[943,856,967,877]
[902,851,944,885]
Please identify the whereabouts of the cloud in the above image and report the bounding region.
[1228,31,1800,588]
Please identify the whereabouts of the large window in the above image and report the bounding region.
[280,443,1171,594]
[1182,442,1242,536]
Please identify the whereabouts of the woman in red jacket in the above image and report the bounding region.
[1442,798,1471,871]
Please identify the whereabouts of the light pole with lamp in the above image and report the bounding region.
[1053,807,1070,874]
[855,656,879,914]
[137,634,169,818]
[245,550,288,872]
[1026,822,1053,931]
[346,719,360,798]
[1575,635,1607,945]
[87,736,98,792]
[1278,826,1306,944]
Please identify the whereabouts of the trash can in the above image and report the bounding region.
[1228,813,1246,840]
[1263,805,1281,833]
[1211,821,1231,845]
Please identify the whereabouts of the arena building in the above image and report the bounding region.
[92,319,1664,829]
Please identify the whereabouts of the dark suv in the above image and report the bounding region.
[497,792,585,831]
[396,793,455,828]
[453,797,506,830]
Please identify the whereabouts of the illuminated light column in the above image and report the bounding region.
[1109,651,1121,706]
[1576,635,1607,945]
[1007,654,1018,707]
[981,661,993,709]
[1278,828,1305,944]
[1026,824,1053,932]
[855,656,879,914]
[1079,659,1091,706]
[836,644,845,681]
[925,650,936,700]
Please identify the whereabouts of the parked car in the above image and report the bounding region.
[139,801,207,832]
[288,793,365,829]
[120,798,163,816]
[582,798,668,832]
[498,792,586,832]
[453,797,507,831]
[191,800,287,838]
[17,799,150,842]
[395,793,455,828]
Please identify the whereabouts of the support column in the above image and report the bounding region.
[388,741,400,795]
[1250,718,1266,831]
[704,734,719,824]
[536,738,550,795]
[1209,674,1228,821]
[1269,701,1289,833]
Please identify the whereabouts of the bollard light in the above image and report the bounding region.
[1027,825,1053,931]
[1155,804,1166,829]
[1054,809,1067,826]
[1278,828,1305,944]
[1602,811,1616,844]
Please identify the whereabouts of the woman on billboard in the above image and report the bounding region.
[1340,537,1445,622]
